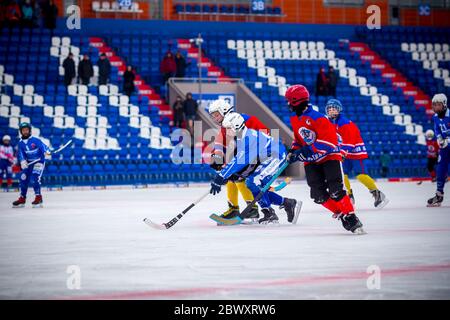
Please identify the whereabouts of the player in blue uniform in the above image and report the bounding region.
[209,112,301,225]
[12,123,50,208]
[427,94,450,207]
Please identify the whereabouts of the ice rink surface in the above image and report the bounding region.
[0,180,449,300]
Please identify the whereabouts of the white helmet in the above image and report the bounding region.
[222,112,245,133]
[432,93,447,108]
[208,99,233,117]
[425,130,434,139]
[2,135,11,141]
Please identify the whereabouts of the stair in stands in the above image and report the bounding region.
[348,42,433,116]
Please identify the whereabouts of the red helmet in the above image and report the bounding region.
[285,85,310,106]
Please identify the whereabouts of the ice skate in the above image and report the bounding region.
[371,189,389,209]
[280,198,302,224]
[32,195,43,208]
[214,202,241,226]
[340,214,365,234]
[427,192,443,207]
[12,196,26,208]
[240,201,259,224]
[258,208,279,225]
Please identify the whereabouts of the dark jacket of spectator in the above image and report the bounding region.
[21,0,34,27]
[183,95,198,118]
[174,52,189,78]
[42,0,57,30]
[172,97,184,127]
[5,1,22,25]
[62,55,76,86]
[315,67,328,97]
[97,54,111,85]
[327,67,339,98]
[123,67,135,97]
[78,56,94,85]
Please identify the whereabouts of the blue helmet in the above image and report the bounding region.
[325,99,343,114]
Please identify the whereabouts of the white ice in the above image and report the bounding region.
[0,180,449,300]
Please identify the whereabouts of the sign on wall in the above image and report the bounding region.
[418,4,431,16]
[250,0,266,13]
[191,93,236,112]
[118,0,133,8]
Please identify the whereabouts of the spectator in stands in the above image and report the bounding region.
[380,151,391,178]
[183,92,198,134]
[97,53,111,85]
[42,0,57,30]
[160,51,177,84]
[123,66,135,97]
[62,52,76,87]
[315,67,329,101]
[5,0,22,29]
[327,66,339,98]
[78,55,94,85]
[172,95,184,128]
[21,0,35,28]
[175,51,189,78]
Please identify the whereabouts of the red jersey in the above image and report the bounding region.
[426,139,439,158]
[213,113,269,156]
[329,115,368,160]
[290,106,342,165]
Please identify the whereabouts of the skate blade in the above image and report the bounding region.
[32,204,43,208]
[259,220,280,225]
[291,201,302,225]
[12,204,25,208]
[427,203,442,207]
[352,227,367,235]
[375,198,389,209]
[242,218,259,225]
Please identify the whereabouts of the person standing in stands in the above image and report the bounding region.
[315,67,328,102]
[62,52,76,87]
[42,0,58,31]
[0,135,15,190]
[379,150,391,178]
[5,0,22,29]
[21,0,35,28]
[123,65,135,97]
[172,95,184,128]
[174,51,189,78]
[327,66,339,98]
[160,51,177,84]
[183,92,198,135]
[97,53,111,85]
[78,55,94,85]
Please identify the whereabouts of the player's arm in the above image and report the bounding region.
[17,143,28,169]
[310,118,339,154]
[337,123,355,156]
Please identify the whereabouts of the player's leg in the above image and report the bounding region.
[427,157,437,182]
[342,160,355,203]
[236,180,259,219]
[305,163,339,214]
[31,163,45,207]
[355,159,388,208]
[219,181,240,219]
[6,163,13,189]
[245,175,279,224]
[323,160,364,234]
[428,148,449,206]
[13,168,31,207]
[0,161,4,187]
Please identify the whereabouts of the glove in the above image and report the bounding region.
[20,160,28,170]
[437,137,448,149]
[210,153,224,171]
[45,151,52,160]
[288,146,314,163]
[210,174,226,195]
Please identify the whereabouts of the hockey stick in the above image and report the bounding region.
[269,176,292,192]
[143,190,210,230]
[210,161,290,225]
[27,139,73,166]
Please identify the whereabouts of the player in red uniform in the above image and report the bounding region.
[325,99,388,208]
[284,85,365,234]
[208,99,299,223]
[425,129,439,182]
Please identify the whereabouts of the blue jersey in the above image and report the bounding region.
[433,109,450,149]
[17,136,49,164]
[218,128,285,180]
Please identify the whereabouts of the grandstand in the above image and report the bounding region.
[0,1,449,188]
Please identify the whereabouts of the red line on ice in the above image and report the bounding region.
[62,262,450,300]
